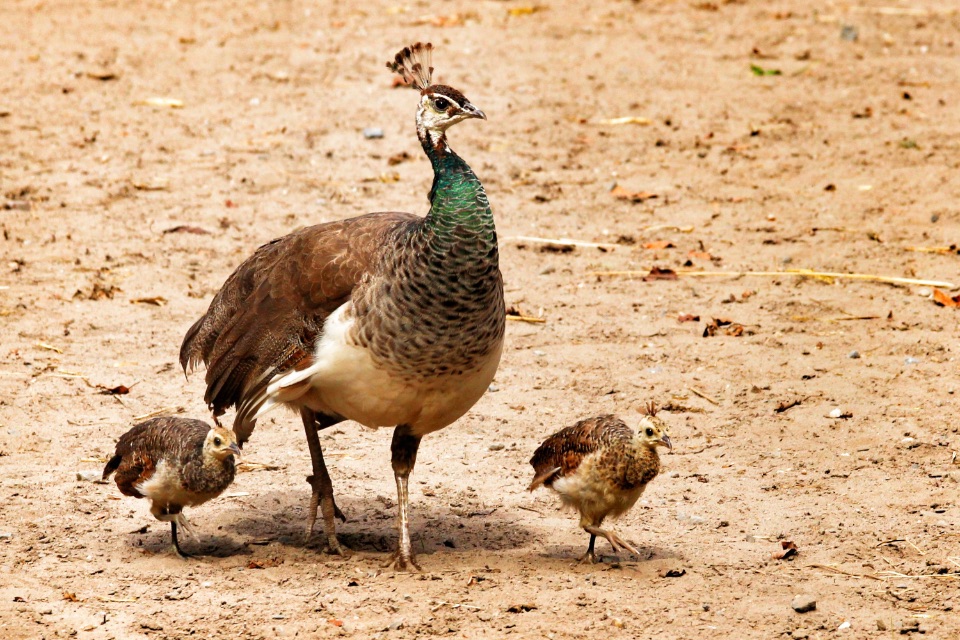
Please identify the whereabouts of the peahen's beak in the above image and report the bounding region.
[229,443,242,458]
[462,102,486,120]
[660,434,673,451]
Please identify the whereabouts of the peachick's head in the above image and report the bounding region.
[637,402,672,451]
[203,426,241,462]
[388,42,486,134]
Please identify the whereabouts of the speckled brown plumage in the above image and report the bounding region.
[529,409,672,562]
[179,43,503,570]
[103,417,240,557]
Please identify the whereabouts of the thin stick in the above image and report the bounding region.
[132,406,185,421]
[518,505,545,516]
[689,386,719,406]
[905,539,927,556]
[644,224,694,234]
[876,539,906,548]
[504,236,620,249]
[507,315,546,324]
[589,268,956,289]
[807,563,882,581]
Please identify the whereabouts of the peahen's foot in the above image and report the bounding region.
[383,548,422,572]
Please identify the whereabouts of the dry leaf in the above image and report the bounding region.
[677,313,700,323]
[610,185,657,202]
[688,250,712,260]
[643,267,678,281]
[98,385,130,395]
[328,619,344,627]
[247,557,283,569]
[932,288,960,307]
[772,540,798,560]
[507,603,538,613]
[643,241,675,250]
[63,592,78,602]
[130,296,168,306]
[774,399,801,414]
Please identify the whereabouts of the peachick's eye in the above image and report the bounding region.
[645,428,654,437]
[433,97,450,110]
[214,437,222,446]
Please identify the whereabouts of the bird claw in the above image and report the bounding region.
[606,533,639,557]
[384,550,422,572]
[577,550,598,565]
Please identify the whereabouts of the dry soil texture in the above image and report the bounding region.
[1,1,959,638]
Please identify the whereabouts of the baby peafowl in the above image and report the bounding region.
[529,405,672,563]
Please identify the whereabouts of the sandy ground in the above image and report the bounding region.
[2,0,959,638]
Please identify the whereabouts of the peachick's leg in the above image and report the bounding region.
[583,525,640,557]
[301,408,347,555]
[170,521,191,558]
[387,425,422,571]
[578,533,599,564]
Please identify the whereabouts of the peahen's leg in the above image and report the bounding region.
[301,408,347,555]
[386,425,422,571]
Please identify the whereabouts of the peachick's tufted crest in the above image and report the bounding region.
[641,401,658,417]
[387,42,433,92]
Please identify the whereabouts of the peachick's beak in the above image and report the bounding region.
[462,102,486,120]
[660,434,673,451]
[229,443,242,458]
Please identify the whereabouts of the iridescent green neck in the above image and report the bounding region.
[421,131,494,238]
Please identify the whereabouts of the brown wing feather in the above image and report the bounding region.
[103,418,210,498]
[180,211,420,441]
[528,415,633,489]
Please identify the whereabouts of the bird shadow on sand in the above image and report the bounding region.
[121,529,251,559]
[222,489,535,558]
[534,542,682,567]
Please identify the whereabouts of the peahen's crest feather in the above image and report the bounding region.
[387,42,433,92]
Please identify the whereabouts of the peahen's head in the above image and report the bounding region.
[388,42,486,135]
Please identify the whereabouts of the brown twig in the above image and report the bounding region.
[588,268,956,289]
[689,387,719,406]
[808,563,882,581]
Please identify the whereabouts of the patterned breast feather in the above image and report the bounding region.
[529,415,633,489]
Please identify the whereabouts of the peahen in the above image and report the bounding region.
[179,43,505,570]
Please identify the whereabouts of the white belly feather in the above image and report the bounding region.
[252,302,502,436]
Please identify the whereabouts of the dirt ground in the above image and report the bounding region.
[2,0,959,638]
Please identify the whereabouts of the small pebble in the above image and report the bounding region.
[76,470,104,483]
[488,384,499,392]
[837,620,851,631]
[363,127,384,139]
[488,443,505,451]
[840,25,859,41]
[904,356,920,365]
[533,350,546,356]
[847,350,860,359]
[916,288,931,297]
[828,408,843,419]
[387,618,404,631]
[791,594,817,613]
[0,532,12,540]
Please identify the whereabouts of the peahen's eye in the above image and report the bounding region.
[214,437,222,446]
[645,428,654,437]
[433,97,450,110]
